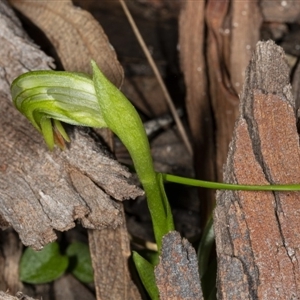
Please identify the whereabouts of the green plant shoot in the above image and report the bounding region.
[91,61,174,250]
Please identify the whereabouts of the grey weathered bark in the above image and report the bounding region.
[215,40,300,299]
[0,1,142,299]
[155,231,203,300]
[0,291,38,300]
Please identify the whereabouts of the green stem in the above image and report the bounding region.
[91,62,174,250]
[162,173,300,191]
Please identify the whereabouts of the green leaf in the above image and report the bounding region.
[198,216,215,279]
[19,242,69,284]
[156,173,174,232]
[66,242,94,283]
[201,259,217,300]
[198,216,217,299]
[132,252,159,300]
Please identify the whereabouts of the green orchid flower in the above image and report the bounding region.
[11,71,106,149]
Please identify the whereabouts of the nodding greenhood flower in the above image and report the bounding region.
[11,71,107,150]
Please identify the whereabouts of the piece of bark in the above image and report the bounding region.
[215,41,300,298]
[154,231,203,300]
[0,291,38,300]
[10,0,124,88]
[69,169,122,229]
[179,1,215,224]
[88,225,141,300]
[0,4,34,290]
[261,0,300,23]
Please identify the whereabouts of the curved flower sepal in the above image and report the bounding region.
[40,118,70,150]
[11,71,107,150]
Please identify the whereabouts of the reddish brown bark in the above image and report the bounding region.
[215,40,300,299]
